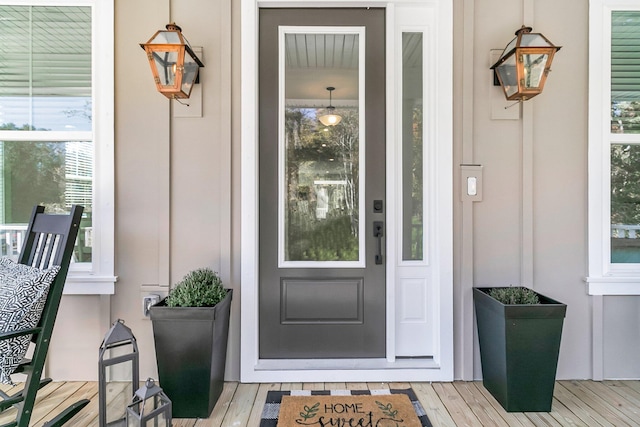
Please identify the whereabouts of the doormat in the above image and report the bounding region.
[259,389,432,427]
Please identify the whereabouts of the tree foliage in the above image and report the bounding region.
[611,144,640,225]
[284,107,360,261]
[0,123,66,222]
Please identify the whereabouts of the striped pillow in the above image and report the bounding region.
[0,257,60,384]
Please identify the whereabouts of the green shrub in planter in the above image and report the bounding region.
[488,286,540,305]
[150,268,232,418]
[165,268,226,307]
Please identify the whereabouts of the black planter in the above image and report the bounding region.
[149,290,232,418]
[473,287,566,412]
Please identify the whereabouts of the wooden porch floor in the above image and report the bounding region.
[3,380,640,426]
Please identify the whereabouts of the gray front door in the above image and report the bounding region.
[259,8,386,359]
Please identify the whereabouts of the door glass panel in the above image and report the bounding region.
[280,28,364,265]
[402,33,424,261]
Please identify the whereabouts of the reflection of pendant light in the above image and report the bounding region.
[318,87,342,126]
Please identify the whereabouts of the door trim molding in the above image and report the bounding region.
[240,0,453,382]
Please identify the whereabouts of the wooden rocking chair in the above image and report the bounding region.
[0,205,89,427]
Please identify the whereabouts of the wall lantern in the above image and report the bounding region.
[126,378,172,427]
[98,319,140,427]
[140,23,204,99]
[491,26,561,101]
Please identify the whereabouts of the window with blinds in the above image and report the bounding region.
[611,11,640,134]
[610,10,640,265]
[0,6,92,131]
[0,4,93,263]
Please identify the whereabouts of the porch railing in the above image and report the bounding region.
[0,225,27,259]
[612,224,640,239]
[0,224,92,262]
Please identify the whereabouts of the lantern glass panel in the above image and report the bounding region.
[522,53,548,89]
[149,31,181,44]
[103,357,135,426]
[126,396,171,427]
[126,404,140,427]
[496,55,518,97]
[142,413,169,427]
[150,50,179,87]
[181,54,199,95]
[503,37,518,54]
[520,33,551,47]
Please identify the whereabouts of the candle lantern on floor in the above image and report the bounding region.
[99,319,140,427]
[126,378,172,427]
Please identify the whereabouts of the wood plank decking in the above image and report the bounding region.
[2,380,640,426]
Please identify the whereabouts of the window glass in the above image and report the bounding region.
[282,31,361,263]
[0,6,92,131]
[611,11,640,134]
[402,32,424,261]
[611,143,640,263]
[610,11,640,264]
[0,5,93,263]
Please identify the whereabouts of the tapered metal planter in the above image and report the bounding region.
[473,287,566,412]
[149,290,232,418]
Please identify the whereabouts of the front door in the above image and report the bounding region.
[258,8,386,359]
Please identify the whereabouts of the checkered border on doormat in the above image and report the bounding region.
[259,388,432,427]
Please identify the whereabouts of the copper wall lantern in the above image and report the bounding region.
[140,23,204,99]
[491,26,561,101]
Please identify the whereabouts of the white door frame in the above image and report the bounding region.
[240,0,453,382]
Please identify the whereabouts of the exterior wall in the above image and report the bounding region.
[455,0,592,380]
[45,0,640,382]
[49,0,237,381]
[603,297,640,378]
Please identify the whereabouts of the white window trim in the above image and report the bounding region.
[0,0,116,294]
[588,0,640,295]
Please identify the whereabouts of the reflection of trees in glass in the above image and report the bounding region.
[611,144,640,263]
[612,101,640,134]
[410,106,423,260]
[0,123,66,222]
[611,144,640,225]
[63,100,93,123]
[284,107,360,261]
[331,109,359,236]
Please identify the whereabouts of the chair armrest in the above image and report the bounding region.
[0,327,41,341]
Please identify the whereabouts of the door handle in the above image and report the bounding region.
[373,221,384,265]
